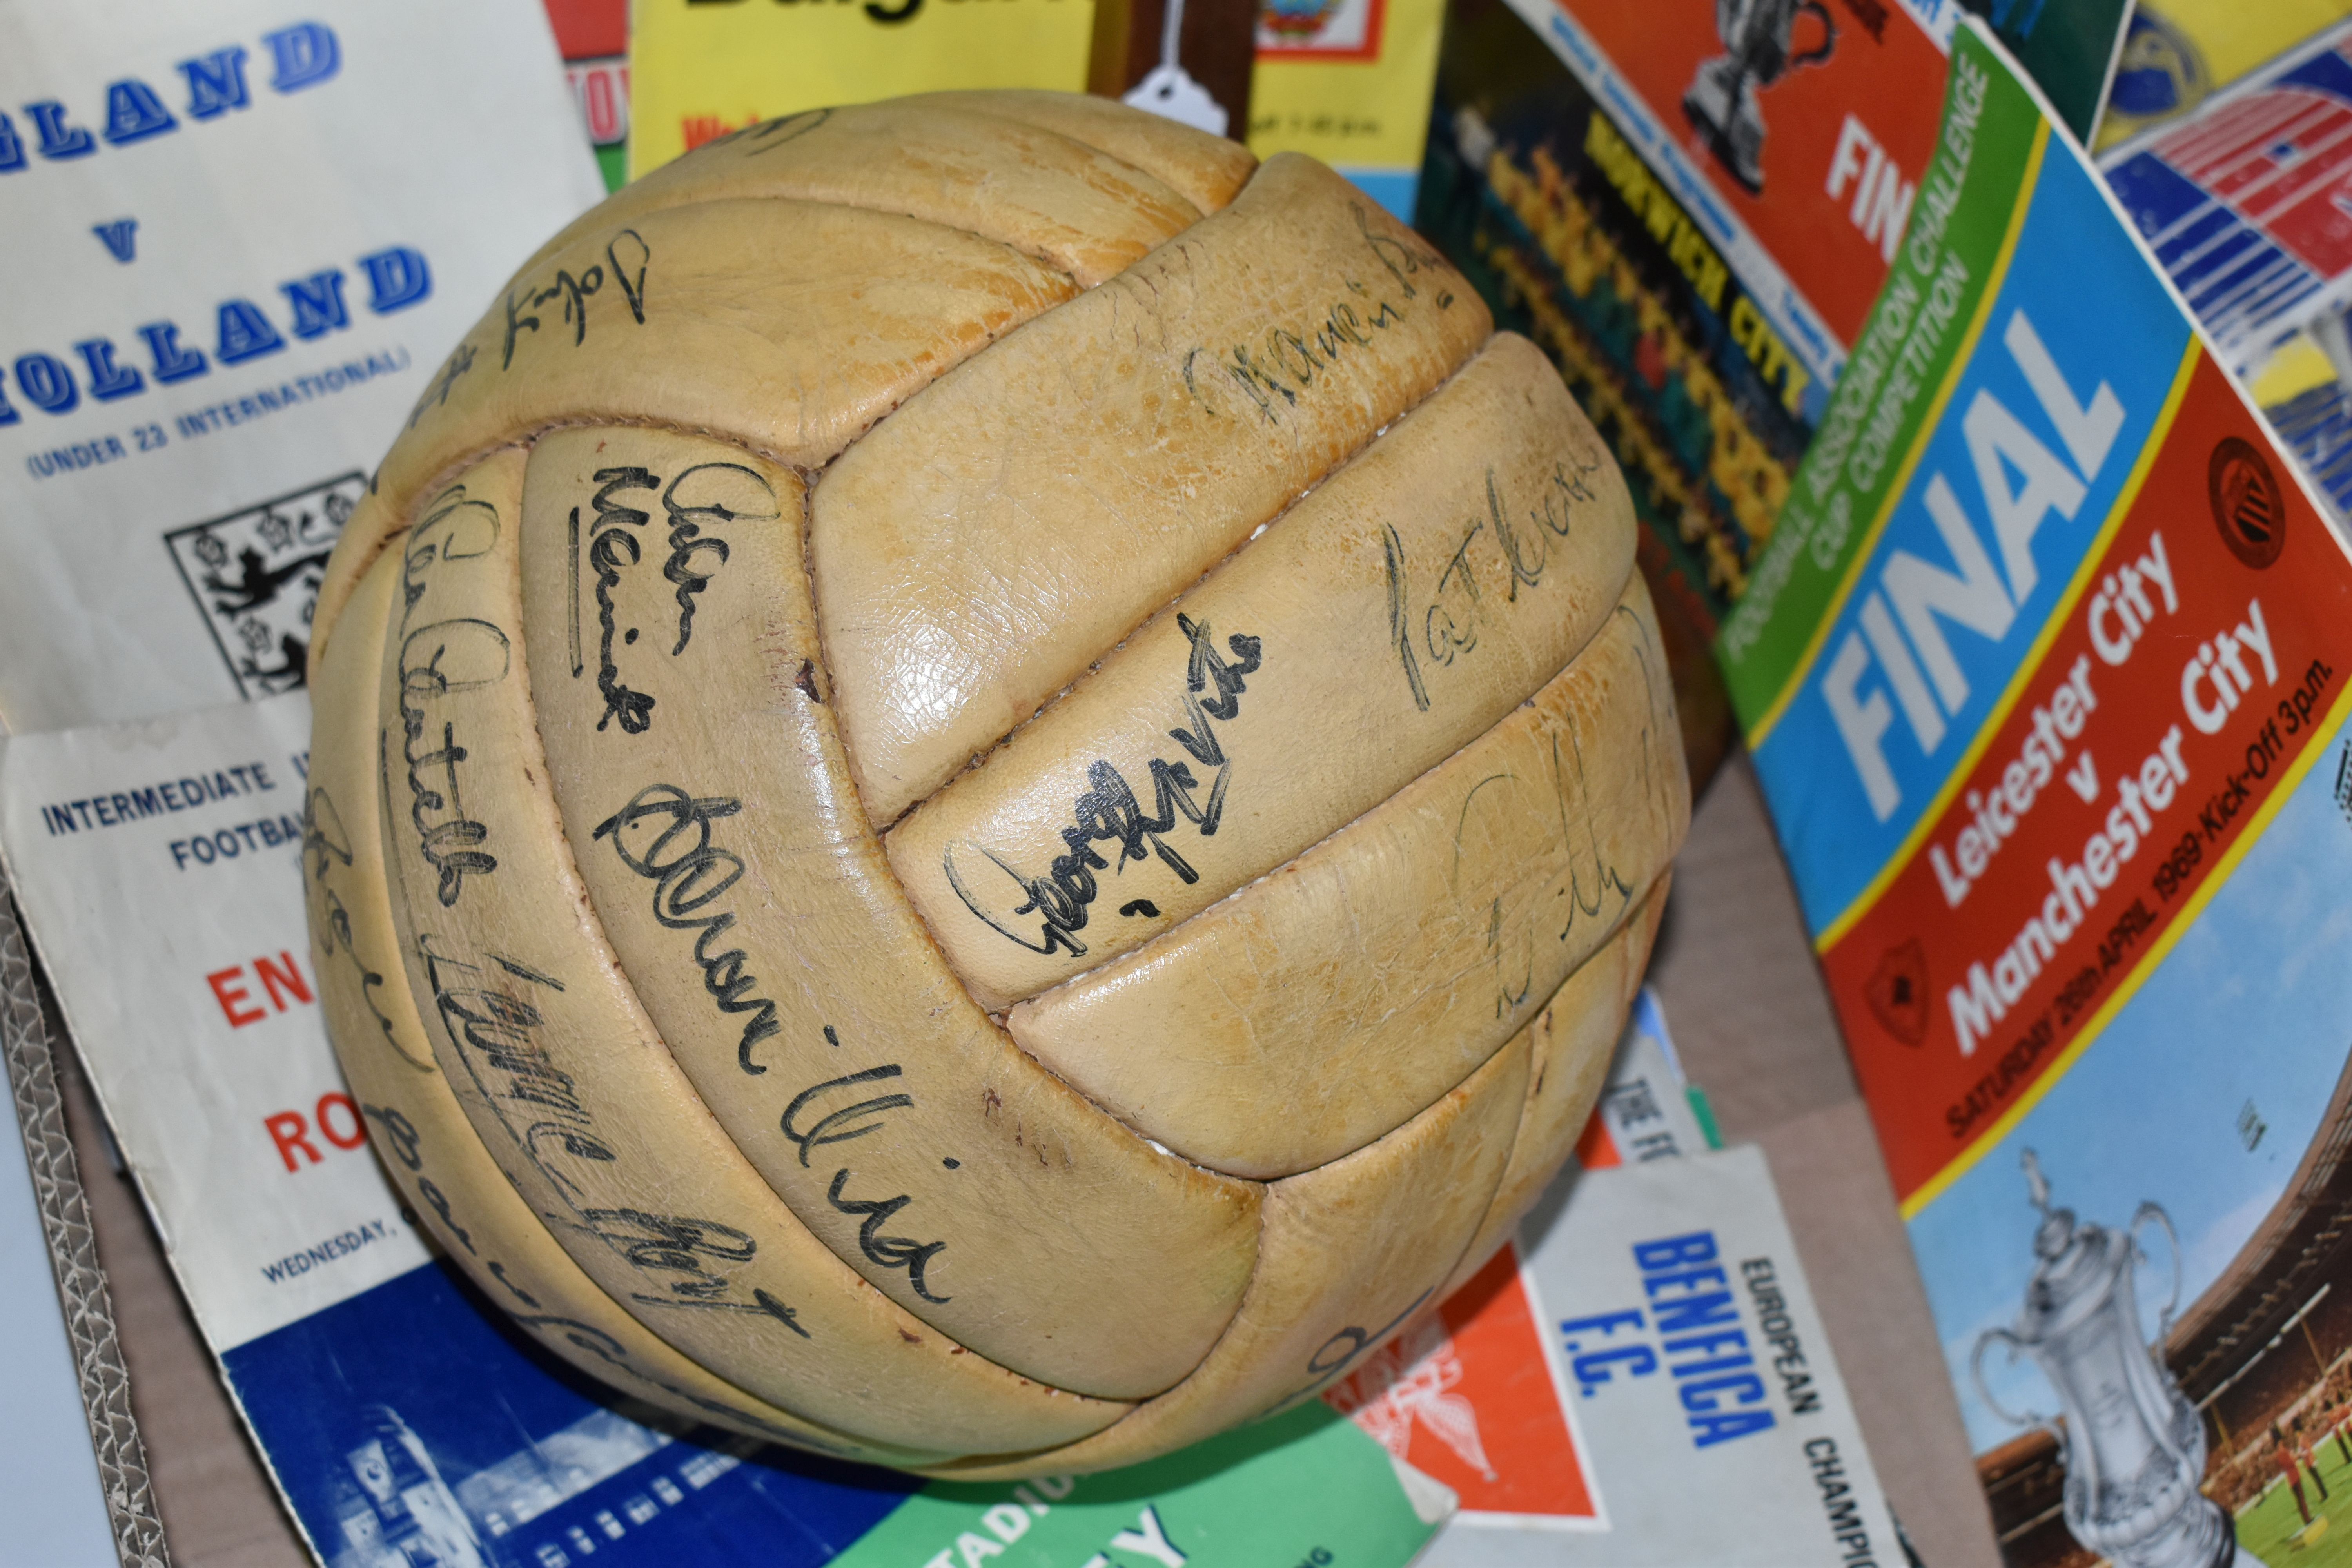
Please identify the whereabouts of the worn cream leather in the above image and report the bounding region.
[909,90,1257,214]
[310,108,1247,685]
[1438,877,1669,1303]
[307,93,1687,1475]
[314,201,1079,673]
[923,1033,1532,1479]
[308,545,954,1466]
[376,449,1126,1453]
[887,332,1638,1009]
[812,153,1494,824]
[517,101,1209,289]
[1005,578,1687,1176]
[515,426,1258,1398]
[309,484,403,693]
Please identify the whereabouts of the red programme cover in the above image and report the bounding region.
[1544,0,1951,352]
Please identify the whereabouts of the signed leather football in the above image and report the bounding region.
[301,92,1688,1476]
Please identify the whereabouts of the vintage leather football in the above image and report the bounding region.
[301,91,1689,1476]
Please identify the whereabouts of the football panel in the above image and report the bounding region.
[512,101,1207,290]
[515,426,1260,1400]
[325,194,1078,641]
[920,1031,1532,1479]
[374,448,1129,1454]
[810,152,1494,825]
[887,331,1638,1008]
[1436,877,1667,1303]
[908,89,1258,214]
[309,543,956,1465]
[1004,576,1686,1177]
[311,483,405,686]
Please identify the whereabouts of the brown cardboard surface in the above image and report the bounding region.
[55,1041,307,1568]
[55,752,1999,1566]
[1652,757,2002,1568]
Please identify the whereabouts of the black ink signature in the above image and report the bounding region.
[1185,288,1406,425]
[583,467,658,732]
[1453,772,1538,1020]
[483,1260,541,1308]
[412,931,808,1341]
[606,230,650,323]
[399,484,500,622]
[661,462,775,653]
[782,1065,913,1166]
[944,615,1261,958]
[1548,606,1657,946]
[575,463,775,733]
[368,1110,481,1260]
[1380,460,1600,711]
[503,229,651,370]
[777,1055,949,1304]
[356,1100,488,1262]
[415,934,592,1130]
[1279,1288,1436,1409]
[1352,203,1454,310]
[511,1312,630,1365]
[1382,525,1432,713]
[588,1207,753,1272]
[1550,724,1635,943]
[360,1103,423,1171]
[581,1209,810,1336]
[396,619,508,907]
[593,784,783,1073]
[303,786,424,1067]
[408,341,477,430]
[415,1176,473,1255]
[1180,209,1455,426]
[734,107,831,156]
[826,1170,949,1304]
[391,486,508,904]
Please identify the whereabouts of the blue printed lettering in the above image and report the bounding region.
[280,270,350,339]
[92,219,138,262]
[179,47,250,119]
[1813,309,2126,828]
[215,299,285,365]
[74,338,144,401]
[1690,1410,1777,1447]
[101,78,177,145]
[1680,1372,1768,1413]
[25,101,96,159]
[13,353,78,414]
[1633,1232,1719,1271]
[6,245,419,408]
[1591,1226,1779,1451]
[358,247,432,314]
[264,24,340,93]
[5,30,338,177]
[139,321,209,384]
[1654,1291,1740,1336]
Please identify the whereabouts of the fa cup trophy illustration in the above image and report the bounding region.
[1973,1152,2258,1568]
[1681,0,1837,194]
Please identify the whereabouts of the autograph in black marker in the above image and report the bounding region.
[945,614,1262,959]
